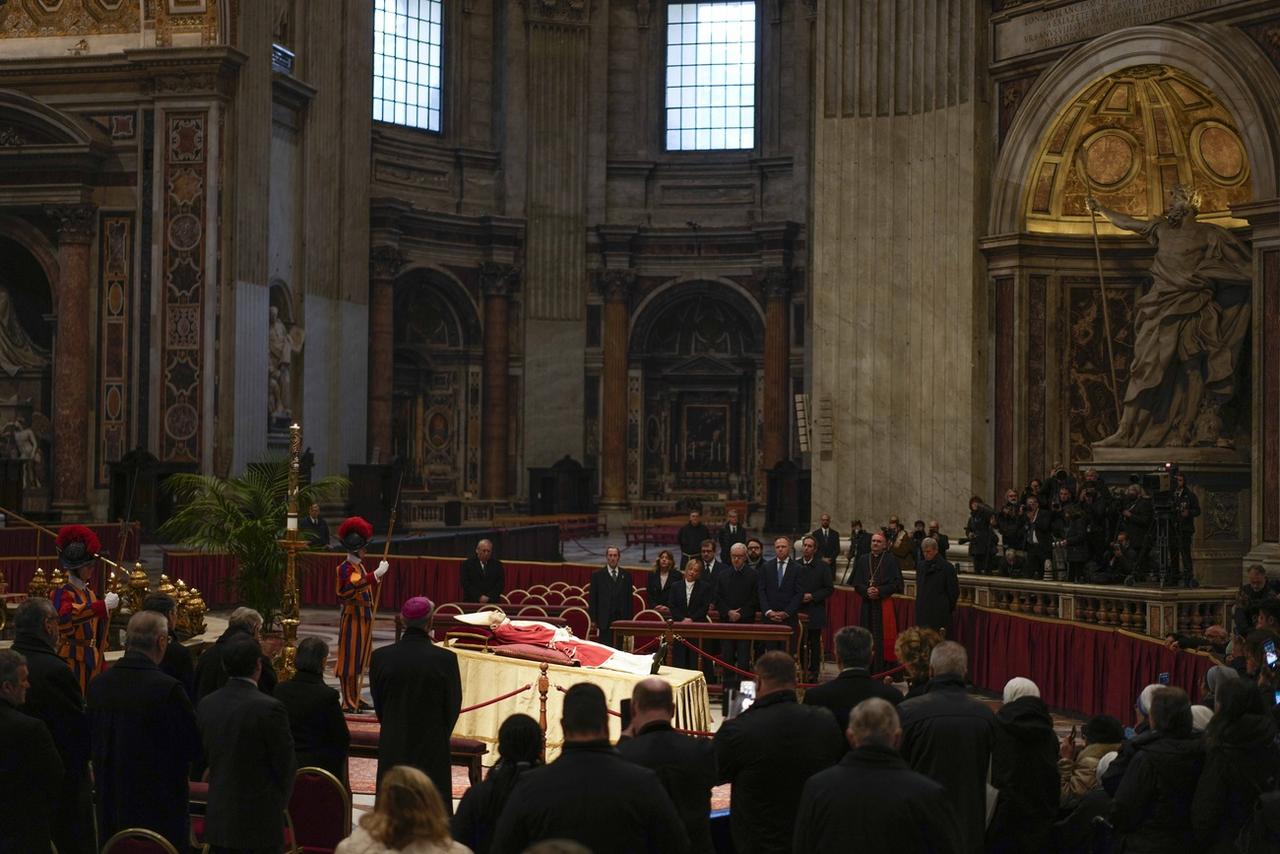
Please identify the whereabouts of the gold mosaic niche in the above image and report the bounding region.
[1025,64,1252,236]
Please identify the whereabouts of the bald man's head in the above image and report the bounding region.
[632,677,675,716]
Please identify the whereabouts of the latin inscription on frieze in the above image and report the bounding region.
[993,0,1233,63]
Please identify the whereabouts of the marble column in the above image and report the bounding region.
[599,271,634,509]
[762,269,791,470]
[48,205,96,518]
[367,245,404,464]
[480,264,515,499]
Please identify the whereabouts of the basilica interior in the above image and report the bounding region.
[0,0,1277,581]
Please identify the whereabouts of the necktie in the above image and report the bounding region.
[777,561,785,587]
[610,569,617,582]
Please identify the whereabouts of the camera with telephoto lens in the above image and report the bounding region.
[1131,463,1177,512]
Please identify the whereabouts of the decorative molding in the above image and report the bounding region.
[0,127,27,147]
[479,262,519,297]
[761,267,791,301]
[1241,18,1280,79]
[96,213,131,486]
[369,245,406,280]
[158,110,208,463]
[997,75,1037,150]
[47,204,97,244]
[598,269,635,303]
[526,0,589,26]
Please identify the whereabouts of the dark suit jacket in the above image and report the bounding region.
[589,567,634,635]
[793,745,963,854]
[196,678,296,850]
[668,577,715,622]
[797,559,835,629]
[811,526,841,564]
[299,514,330,548]
[88,651,202,851]
[715,564,760,621]
[717,523,748,561]
[647,569,681,611]
[491,740,690,854]
[0,698,62,854]
[272,668,351,785]
[802,667,902,730]
[369,627,462,810]
[758,557,803,618]
[1022,510,1054,555]
[460,555,505,603]
[194,625,278,703]
[847,530,872,564]
[160,628,196,700]
[678,523,712,558]
[915,556,960,636]
[714,690,846,854]
[618,721,717,853]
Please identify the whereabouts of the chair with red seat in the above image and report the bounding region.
[287,767,351,854]
[561,605,593,641]
[102,828,181,854]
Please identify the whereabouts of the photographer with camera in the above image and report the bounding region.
[1170,473,1200,588]
[1119,484,1154,583]
[964,497,998,576]
[1094,532,1136,585]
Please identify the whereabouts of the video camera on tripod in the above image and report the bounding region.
[1130,462,1179,585]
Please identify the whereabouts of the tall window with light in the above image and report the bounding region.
[665,1,756,151]
[373,0,443,132]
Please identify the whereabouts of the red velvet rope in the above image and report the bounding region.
[633,636,660,654]
[459,682,534,714]
[671,634,909,686]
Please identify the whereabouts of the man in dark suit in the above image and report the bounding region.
[1118,485,1154,582]
[1022,496,1054,581]
[10,597,95,854]
[794,698,962,853]
[196,637,296,854]
[460,538,504,603]
[194,607,278,703]
[898,641,996,854]
[698,539,728,583]
[717,507,748,561]
[272,636,350,786]
[716,543,759,700]
[370,596,462,809]
[915,538,960,637]
[811,513,841,568]
[299,502,330,548]
[0,649,63,854]
[618,678,717,853]
[803,626,901,731]
[88,611,202,851]
[797,535,835,681]
[758,536,803,641]
[1171,472,1200,586]
[492,682,690,853]
[589,546,634,641]
[677,509,712,564]
[714,651,845,854]
[669,555,716,671]
[143,593,196,699]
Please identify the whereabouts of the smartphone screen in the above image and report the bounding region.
[1266,639,1279,670]
[1157,671,1170,685]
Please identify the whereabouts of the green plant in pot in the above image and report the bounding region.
[159,460,348,631]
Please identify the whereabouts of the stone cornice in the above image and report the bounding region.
[0,47,246,99]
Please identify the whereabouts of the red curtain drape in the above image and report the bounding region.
[0,524,140,595]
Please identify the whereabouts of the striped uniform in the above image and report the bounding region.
[336,558,380,709]
[51,581,108,695]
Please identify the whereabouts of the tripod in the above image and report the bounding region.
[1149,512,1173,588]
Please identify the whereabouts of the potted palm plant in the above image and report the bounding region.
[159,459,348,630]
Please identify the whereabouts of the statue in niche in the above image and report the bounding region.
[1088,185,1252,448]
[1,415,48,491]
[268,304,305,421]
[0,285,49,377]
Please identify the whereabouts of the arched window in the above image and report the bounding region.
[373,0,444,132]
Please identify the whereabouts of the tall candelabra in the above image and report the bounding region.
[277,422,305,680]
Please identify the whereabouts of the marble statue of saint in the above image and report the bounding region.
[0,285,49,377]
[268,304,304,420]
[1088,186,1252,448]
[5,416,44,490]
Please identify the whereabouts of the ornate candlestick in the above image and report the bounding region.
[277,422,305,680]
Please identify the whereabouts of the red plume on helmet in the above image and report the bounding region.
[56,524,102,556]
[338,517,374,542]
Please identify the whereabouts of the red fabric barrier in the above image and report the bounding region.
[162,552,241,607]
[0,524,140,595]
[823,589,1215,722]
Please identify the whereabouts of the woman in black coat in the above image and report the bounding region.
[452,713,544,854]
[987,678,1060,854]
[1192,679,1280,853]
[965,496,997,575]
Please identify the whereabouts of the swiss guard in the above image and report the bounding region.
[51,525,119,695]
[336,516,390,712]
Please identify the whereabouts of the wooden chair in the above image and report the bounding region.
[561,605,593,640]
[562,595,588,608]
[631,591,647,614]
[527,584,550,596]
[522,594,548,606]
[633,608,666,622]
[505,589,528,605]
[516,604,548,618]
[287,767,351,854]
[102,829,180,854]
[548,581,571,592]
[543,589,566,606]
